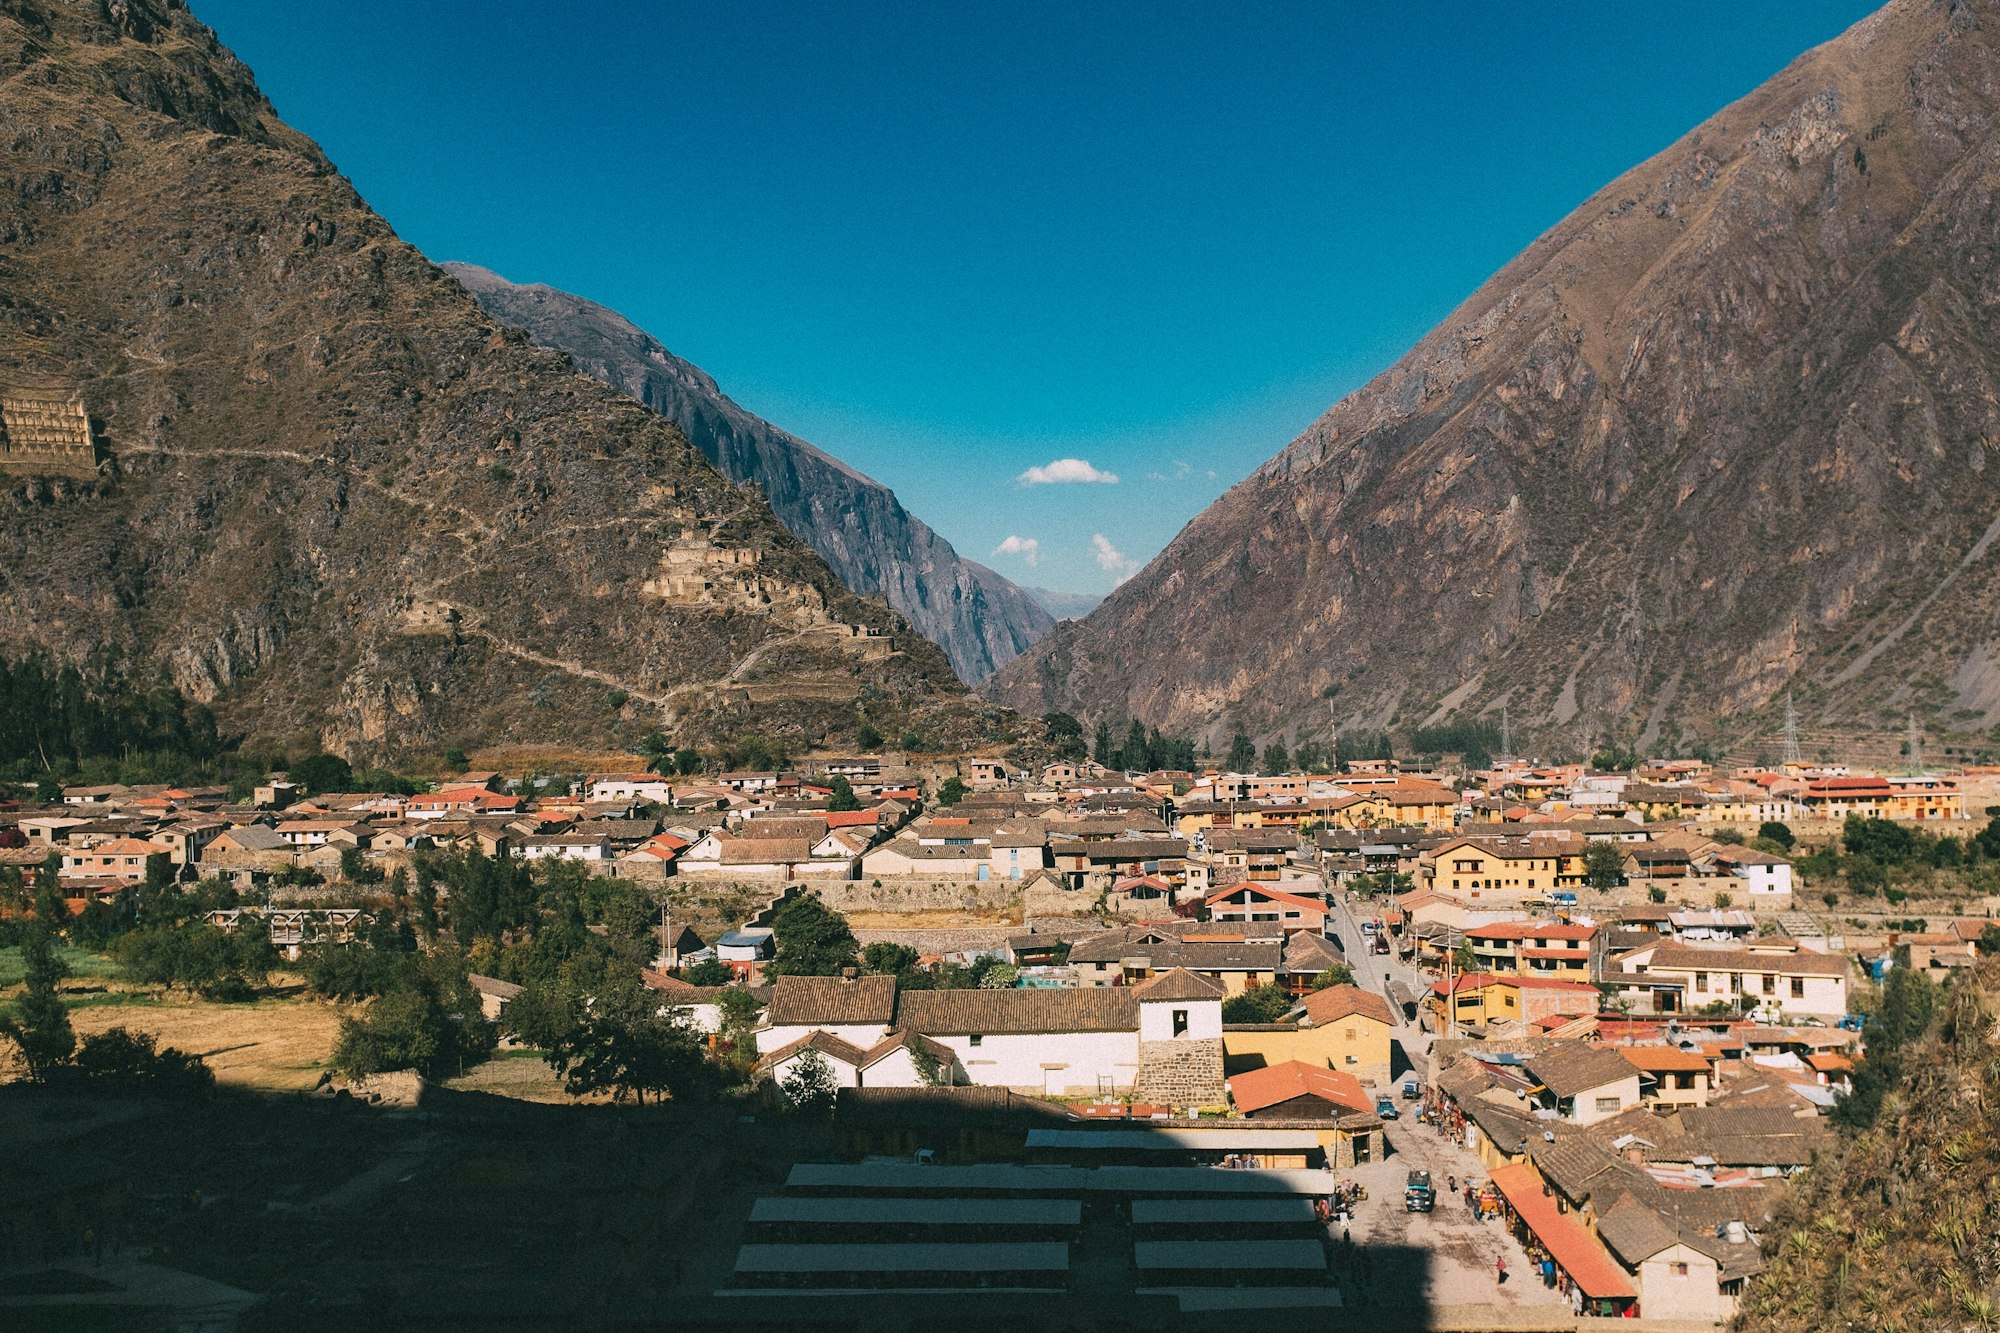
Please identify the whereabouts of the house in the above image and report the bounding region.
[1424,834,1588,901]
[1604,941,1849,1020]
[758,974,901,1053]
[1201,881,1329,933]
[1618,1046,1716,1108]
[965,758,1014,788]
[467,973,523,1021]
[756,1028,957,1089]
[1325,781,1461,831]
[1197,828,1299,881]
[1524,1043,1644,1125]
[1429,974,1602,1031]
[715,928,775,978]
[1708,847,1794,900]
[154,820,225,867]
[1220,985,1395,1083]
[859,835,990,879]
[679,835,821,879]
[273,819,370,849]
[1464,920,1602,979]
[1067,925,1282,994]
[586,773,675,804]
[1047,836,1188,892]
[519,833,611,862]
[1227,1060,1376,1118]
[61,837,170,883]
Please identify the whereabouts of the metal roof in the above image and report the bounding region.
[733,1242,1071,1274]
[1132,1239,1327,1271]
[748,1197,1079,1226]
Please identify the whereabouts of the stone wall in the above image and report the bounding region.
[1133,1038,1226,1109]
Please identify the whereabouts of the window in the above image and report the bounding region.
[1695,971,1708,992]
[1672,1263,1690,1278]
[1172,1009,1189,1037]
[1791,976,1805,998]
[1762,974,1777,995]
[969,1034,983,1047]
[1595,1096,1621,1112]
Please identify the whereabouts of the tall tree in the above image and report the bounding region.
[1225,730,1256,773]
[827,775,863,812]
[1261,740,1291,775]
[543,976,712,1105]
[1093,720,1114,765]
[1,922,75,1080]
[767,895,858,977]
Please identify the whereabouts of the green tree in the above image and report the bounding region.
[1043,712,1087,761]
[544,978,713,1105]
[1757,820,1795,850]
[1225,730,1256,773]
[1093,720,1114,765]
[1844,815,1918,866]
[1310,963,1356,990]
[779,1047,838,1116]
[827,775,863,812]
[936,776,968,807]
[68,1027,213,1096]
[1220,983,1294,1024]
[1582,842,1625,889]
[289,752,355,795]
[332,950,495,1079]
[856,723,884,751]
[679,958,734,987]
[0,922,74,1080]
[672,748,703,776]
[861,941,919,975]
[716,987,762,1036]
[768,895,858,977]
[1261,740,1291,776]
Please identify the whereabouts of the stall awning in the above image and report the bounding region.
[1490,1162,1636,1300]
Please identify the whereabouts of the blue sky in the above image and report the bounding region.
[198,1,1880,594]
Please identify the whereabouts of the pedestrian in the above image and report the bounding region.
[1343,1224,1351,1246]
[1448,1174,1458,1194]
[1496,1254,1509,1286]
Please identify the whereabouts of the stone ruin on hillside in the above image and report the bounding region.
[0,385,101,472]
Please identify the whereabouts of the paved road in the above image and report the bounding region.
[1319,877,1437,1078]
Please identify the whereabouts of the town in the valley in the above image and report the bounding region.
[3,734,1986,1327]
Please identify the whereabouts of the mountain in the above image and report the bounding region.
[440,265,1055,685]
[0,0,986,764]
[1022,587,1105,622]
[993,0,2000,758]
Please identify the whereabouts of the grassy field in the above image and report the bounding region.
[0,944,126,987]
[66,996,346,1092]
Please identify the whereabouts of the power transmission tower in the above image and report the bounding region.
[1782,692,1802,768]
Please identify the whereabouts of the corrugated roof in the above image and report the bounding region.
[1490,1162,1635,1299]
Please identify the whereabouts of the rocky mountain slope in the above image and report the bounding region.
[0,0,983,764]
[993,0,2000,758]
[441,264,1054,685]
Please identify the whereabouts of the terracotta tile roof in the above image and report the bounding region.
[1637,943,1850,977]
[1301,985,1394,1027]
[1525,1043,1642,1098]
[1618,1046,1715,1073]
[765,974,898,1027]
[894,988,1137,1035]
[1130,967,1225,1001]
[1490,1161,1635,1299]
[719,837,815,865]
[1227,1060,1373,1116]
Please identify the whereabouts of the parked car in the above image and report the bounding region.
[1372,937,1391,955]
[1375,1098,1399,1119]
[1405,1169,1434,1212]
[1400,1078,1421,1100]
[1838,1014,1867,1031]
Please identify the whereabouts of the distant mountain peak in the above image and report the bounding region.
[443,262,1054,684]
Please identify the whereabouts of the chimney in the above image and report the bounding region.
[841,966,858,982]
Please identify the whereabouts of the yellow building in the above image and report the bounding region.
[1331,782,1460,831]
[1428,974,1601,1028]
[1426,835,1588,899]
[1221,985,1395,1083]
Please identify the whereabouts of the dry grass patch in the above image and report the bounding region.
[844,908,1023,929]
[465,744,640,775]
[68,996,345,1092]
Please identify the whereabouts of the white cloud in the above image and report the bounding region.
[992,534,1041,566]
[1017,457,1119,486]
[1091,533,1140,584]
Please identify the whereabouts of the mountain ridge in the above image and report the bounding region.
[441,263,1055,685]
[991,0,2000,758]
[0,0,989,764]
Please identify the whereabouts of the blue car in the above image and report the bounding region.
[1376,1098,1399,1119]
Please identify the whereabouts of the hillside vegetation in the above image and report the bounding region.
[1737,960,2000,1330]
